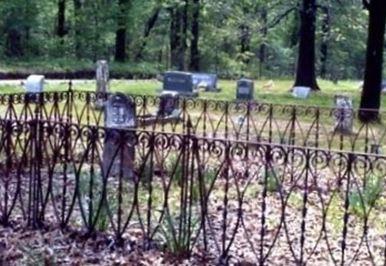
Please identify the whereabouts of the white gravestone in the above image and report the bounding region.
[292,86,311,99]
[25,75,44,93]
[96,60,109,94]
[334,95,353,134]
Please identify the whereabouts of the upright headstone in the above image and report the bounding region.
[382,80,386,93]
[96,60,109,95]
[236,78,254,101]
[157,91,181,117]
[292,86,311,99]
[163,71,198,97]
[192,73,219,92]
[103,93,136,178]
[370,144,382,155]
[334,95,353,134]
[25,75,45,102]
[95,60,109,109]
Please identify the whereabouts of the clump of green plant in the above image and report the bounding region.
[349,175,383,218]
[78,169,114,232]
[157,210,200,257]
[265,168,281,192]
[18,244,57,266]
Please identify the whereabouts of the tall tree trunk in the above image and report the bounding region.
[57,0,66,38]
[359,0,386,122]
[190,0,200,71]
[259,8,267,78]
[320,6,330,80]
[5,29,23,57]
[115,0,130,62]
[135,7,161,61]
[293,0,319,91]
[169,3,185,71]
[240,24,251,64]
[73,0,82,58]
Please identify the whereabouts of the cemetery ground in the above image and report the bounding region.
[1,80,386,265]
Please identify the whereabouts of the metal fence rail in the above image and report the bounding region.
[0,89,385,154]
[0,117,386,265]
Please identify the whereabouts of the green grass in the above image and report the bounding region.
[0,79,367,109]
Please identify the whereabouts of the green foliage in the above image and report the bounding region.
[0,0,372,80]
[265,167,280,193]
[349,175,383,218]
[157,210,200,256]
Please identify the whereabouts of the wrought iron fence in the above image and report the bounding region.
[1,113,386,264]
[0,89,385,154]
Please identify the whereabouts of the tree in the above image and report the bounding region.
[169,1,186,70]
[115,0,131,62]
[319,5,330,79]
[189,0,200,71]
[293,0,320,91]
[358,0,386,122]
[57,0,67,38]
[73,0,83,58]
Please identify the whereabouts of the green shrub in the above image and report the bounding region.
[349,175,383,218]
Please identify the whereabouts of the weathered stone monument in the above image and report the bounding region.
[163,71,198,97]
[103,93,136,178]
[25,75,45,102]
[370,144,382,155]
[192,73,219,92]
[236,78,254,101]
[157,91,181,117]
[292,86,311,99]
[95,60,109,109]
[333,95,353,134]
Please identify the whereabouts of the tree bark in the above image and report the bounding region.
[57,0,66,38]
[259,8,268,78]
[293,0,320,91]
[5,29,23,57]
[169,3,185,71]
[189,0,200,71]
[240,24,251,64]
[73,0,82,58]
[115,0,130,62]
[320,6,330,80]
[135,7,161,61]
[359,0,386,122]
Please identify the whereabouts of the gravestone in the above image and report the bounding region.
[370,144,382,155]
[25,75,45,102]
[292,86,311,99]
[103,93,136,178]
[163,71,198,97]
[95,60,109,109]
[192,73,219,92]
[236,78,254,101]
[96,60,109,94]
[333,95,353,134]
[157,91,181,117]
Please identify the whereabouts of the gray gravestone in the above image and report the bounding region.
[103,93,136,178]
[292,86,311,99]
[25,75,45,102]
[96,60,109,94]
[370,144,382,154]
[382,80,386,92]
[236,78,254,100]
[334,95,353,134]
[157,91,181,117]
[163,71,198,96]
[192,73,219,92]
